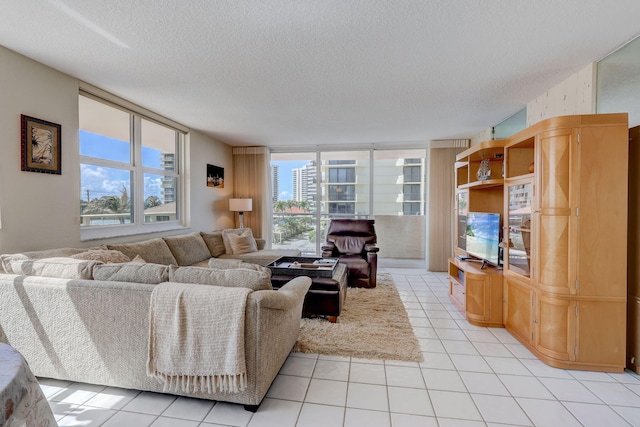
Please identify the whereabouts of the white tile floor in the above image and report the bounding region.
[41,262,640,426]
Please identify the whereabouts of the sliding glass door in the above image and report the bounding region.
[270,148,426,258]
[270,153,318,255]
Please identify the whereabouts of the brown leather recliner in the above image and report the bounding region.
[321,219,379,288]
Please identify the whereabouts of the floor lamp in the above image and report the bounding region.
[229,198,252,229]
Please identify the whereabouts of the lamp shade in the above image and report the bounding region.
[229,198,252,212]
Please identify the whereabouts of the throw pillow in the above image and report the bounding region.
[168,265,272,291]
[163,233,211,266]
[221,228,256,254]
[9,257,102,280]
[130,255,146,263]
[93,262,169,284]
[107,238,178,266]
[200,231,226,257]
[69,249,131,263]
[227,232,258,254]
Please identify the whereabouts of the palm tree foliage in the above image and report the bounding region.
[82,185,131,224]
[273,200,313,242]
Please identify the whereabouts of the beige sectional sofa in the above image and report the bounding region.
[0,230,308,410]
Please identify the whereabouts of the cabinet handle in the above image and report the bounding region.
[532,320,539,323]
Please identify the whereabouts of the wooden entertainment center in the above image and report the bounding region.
[449,113,629,372]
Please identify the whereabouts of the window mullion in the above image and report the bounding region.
[132,115,142,225]
[80,156,134,171]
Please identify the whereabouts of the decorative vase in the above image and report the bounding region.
[477,158,491,181]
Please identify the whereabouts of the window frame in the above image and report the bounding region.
[79,89,188,241]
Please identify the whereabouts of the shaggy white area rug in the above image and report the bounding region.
[293,272,423,362]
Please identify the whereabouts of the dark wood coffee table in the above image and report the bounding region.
[267,256,347,323]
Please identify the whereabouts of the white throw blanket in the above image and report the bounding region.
[147,282,252,394]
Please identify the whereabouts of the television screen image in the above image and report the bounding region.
[465,212,501,266]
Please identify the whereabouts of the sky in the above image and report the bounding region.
[81,131,311,203]
[79,130,166,202]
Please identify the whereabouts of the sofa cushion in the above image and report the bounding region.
[93,262,169,284]
[107,238,178,266]
[221,228,256,254]
[8,257,101,279]
[227,232,258,254]
[69,249,131,263]
[163,233,211,266]
[168,265,272,291]
[0,246,105,273]
[219,249,301,266]
[200,231,226,257]
[208,258,264,270]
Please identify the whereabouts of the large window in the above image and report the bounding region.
[79,93,184,237]
[272,149,431,256]
[323,151,369,217]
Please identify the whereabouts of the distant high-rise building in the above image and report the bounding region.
[292,162,317,208]
[292,167,303,201]
[160,153,175,204]
[271,165,279,203]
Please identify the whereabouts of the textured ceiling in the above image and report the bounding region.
[1,0,640,148]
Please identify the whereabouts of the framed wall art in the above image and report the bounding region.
[207,164,224,188]
[21,114,62,175]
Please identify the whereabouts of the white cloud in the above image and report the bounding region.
[144,174,164,199]
[81,165,169,203]
[279,190,291,200]
[80,164,129,199]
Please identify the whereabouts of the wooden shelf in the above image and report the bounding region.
[456,140,506,162]
[456,140,505,188]
[458,178,504,190]
[505,135,535,179]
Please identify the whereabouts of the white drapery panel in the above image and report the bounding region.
[426,139,469,271]
[232,147,270,240]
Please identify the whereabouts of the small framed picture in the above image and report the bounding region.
[207,164,224,188]
[21,114,62,175]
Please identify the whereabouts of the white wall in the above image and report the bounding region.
[0,46,234,253]
[470,62,598,145]
[188,129,235,232]
[527,63,597,125]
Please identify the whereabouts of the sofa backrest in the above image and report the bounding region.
[107,238,178,265]
[162,233,211,266]
[168,265,272,291]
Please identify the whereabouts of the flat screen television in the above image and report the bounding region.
[465,212,501,267]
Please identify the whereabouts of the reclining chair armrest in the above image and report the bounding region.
[253,276,312,311]
[364,243,379,253]
[321,242,335,258]
[367,250,378,288]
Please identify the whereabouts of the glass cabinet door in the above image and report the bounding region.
[506,181,532,277]
[456,191,469,251]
